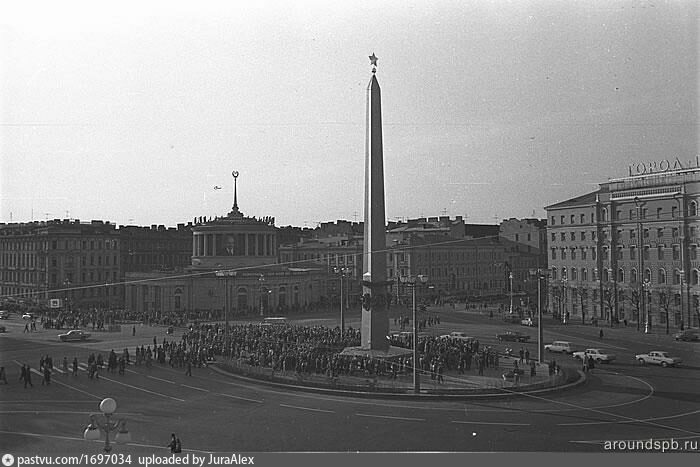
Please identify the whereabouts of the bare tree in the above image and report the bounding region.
[624,288,642,329]
[658,287,673,335]
[602,282,616,325]
[573,287,588,325]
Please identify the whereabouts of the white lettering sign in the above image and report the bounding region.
[628,155,700,176]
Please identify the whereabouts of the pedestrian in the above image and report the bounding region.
[0,366,8,384]
[530,359,536,377]
[72,357,79,376]
[132,325,136,336]
[21,364,33,388]
[525,348,530,363]
[168,433,178,453]
[63,357,68,374]
[599,329,604,340]
[185,360,192,377]
[42,366,51,385]
[519,347,524,363]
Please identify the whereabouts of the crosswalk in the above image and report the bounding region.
[14,359,141,377]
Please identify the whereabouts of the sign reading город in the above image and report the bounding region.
[628,155,700,176]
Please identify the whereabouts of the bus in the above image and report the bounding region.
[261,317,288,327]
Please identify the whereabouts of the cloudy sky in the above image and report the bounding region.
[1,0,697,228]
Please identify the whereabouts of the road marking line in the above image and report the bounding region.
[147,375,177,384]
[451,420,530,426]
[558,408,700,426]
[355,413,425,422]
[12,360,103,399]
[215,393,263,403]
[280,403,335,413]
[181,384,209,392]
[98,375,186,402]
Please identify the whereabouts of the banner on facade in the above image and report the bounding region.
[49,298,61,308]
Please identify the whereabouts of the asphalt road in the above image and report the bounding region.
[1,308,699,455]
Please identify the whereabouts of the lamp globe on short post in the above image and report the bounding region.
[83,398,130,452]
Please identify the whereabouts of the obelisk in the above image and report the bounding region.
[361,53,390,350]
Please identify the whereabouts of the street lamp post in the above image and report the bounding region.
[674,194,686,331]
[561,278,568,324]
[334,267,352,337]
[83,398,131,452]
[634,197,646,332]
[643,279,651,334]
[401,274,428,393]
[509,272,514,315]
[215,270,236,358]
[259,275,265,317]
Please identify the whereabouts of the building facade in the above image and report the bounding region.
[546,166,700,329]
[0,219,121,312]
[125,193,327,321]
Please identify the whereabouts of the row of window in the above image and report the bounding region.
[552,244,697,261]
[552,226,698,244]
[551,201,700,226]
[552,266,700,286]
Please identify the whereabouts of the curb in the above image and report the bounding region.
[208,363,587,400]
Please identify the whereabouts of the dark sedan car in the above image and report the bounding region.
[496,331,531,342]
[58,329,91,342]
[673,330,699,342]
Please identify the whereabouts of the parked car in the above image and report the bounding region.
[544,341,574,354]
[573,348,616,363]
[22,313,35,320]
[635,351,682,367]
[673,330,699,342]
[496,331,531,342]
[0,324,6,333]
[58,329,91,342]
[440,331,474,342]
[521,318,537,327]
[0,310,10,319]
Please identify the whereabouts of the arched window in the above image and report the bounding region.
[630,268,637,283]
[692,269,700,286]
[571,268,578,281]
[602,208,608,221]
[552,268,558,280]
[618,268,624,283]
[644,268,652,283]
[562,267,568,280]
[674,269,682,285]
[602,269,609,282]
[582,268,588,282]
[658,269,666,284]
[690,201,697,217]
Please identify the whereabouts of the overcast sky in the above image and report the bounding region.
[1,0,697,228]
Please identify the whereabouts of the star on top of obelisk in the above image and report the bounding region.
[369,53,378,73]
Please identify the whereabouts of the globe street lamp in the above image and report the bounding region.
[560,278,568,324]
[400,274,428,393]
[642,279,651,334]
[334,267,352,337]
[83,398,131,452]
[258,275,266,317]
[508,272,514,315]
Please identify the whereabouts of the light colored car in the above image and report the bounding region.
[0,310,10,319]
[635,351,682,367]
[22,313,35,320]
[520,318,537,327]
[573,348,616,363]
[58,329,91,342]
[440,331,474,342]
[544,341,574,354]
